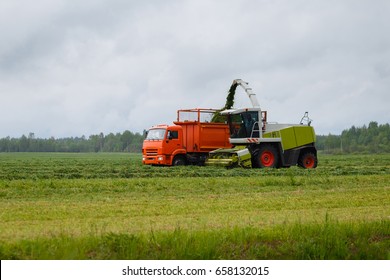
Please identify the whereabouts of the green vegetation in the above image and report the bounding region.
[0,153,389,259]
[317,121,390,154]
[211,81,238,122]
[1,221,388,260]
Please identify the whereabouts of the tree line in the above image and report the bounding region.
[316,121,390,154]
[0,121,389,153]
[0,131,144,153]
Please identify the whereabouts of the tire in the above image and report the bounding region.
[172,155,186,166]
[253,144,279,168]
[298,151,317,168]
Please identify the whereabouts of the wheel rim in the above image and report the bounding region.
[260,151,274,167]
[303,155,315,168]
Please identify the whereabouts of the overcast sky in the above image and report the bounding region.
[0,0,389,138]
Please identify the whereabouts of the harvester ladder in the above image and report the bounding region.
[250,122,261,138]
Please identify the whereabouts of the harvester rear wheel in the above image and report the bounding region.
[254,144,279,168]
[298,152,317,168]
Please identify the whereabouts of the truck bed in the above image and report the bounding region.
[173,121,231,153]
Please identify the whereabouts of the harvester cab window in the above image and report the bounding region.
[243,112,259,138]
[228,112,259,138]
[228,114,242,138]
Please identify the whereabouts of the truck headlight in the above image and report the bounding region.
[158,156,164,161]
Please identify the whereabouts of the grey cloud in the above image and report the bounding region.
[0,0,389,137]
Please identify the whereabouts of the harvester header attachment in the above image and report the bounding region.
[206,146,252,168]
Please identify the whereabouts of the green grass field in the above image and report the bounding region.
[0,153,389,259]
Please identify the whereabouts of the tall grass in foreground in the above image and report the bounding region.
[1,220,389,260]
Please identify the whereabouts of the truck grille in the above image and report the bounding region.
[146,149,158,156]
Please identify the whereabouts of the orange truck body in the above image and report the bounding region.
[142,109,232,166]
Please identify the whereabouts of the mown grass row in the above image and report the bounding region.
[0,153,389,180]
[1,220,389,260]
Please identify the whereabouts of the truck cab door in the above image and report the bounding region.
[164,129,182,154]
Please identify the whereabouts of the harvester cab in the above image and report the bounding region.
[206,79,318,169]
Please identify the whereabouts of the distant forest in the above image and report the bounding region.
[0,121,389,153]
[316,121,390,154]
[0,131,144,153]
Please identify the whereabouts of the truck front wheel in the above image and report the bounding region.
[172,155,186,166]
[253,145,279,168]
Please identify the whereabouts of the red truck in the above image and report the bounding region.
[142,108,232,166]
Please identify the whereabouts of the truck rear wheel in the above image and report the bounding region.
[172,155,186,166]
[298,151,317,168]
[253,144,279,168]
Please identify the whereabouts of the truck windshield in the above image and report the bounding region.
[146,128,166,140]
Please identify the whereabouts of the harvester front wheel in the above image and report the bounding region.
[254,145,279,168]
[298,151,317,168]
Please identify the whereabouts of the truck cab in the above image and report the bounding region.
[142,124,186,166]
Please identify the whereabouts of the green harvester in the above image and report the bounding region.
[205,79,318,169]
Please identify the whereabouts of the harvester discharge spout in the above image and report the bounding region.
[231,79,260,108]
